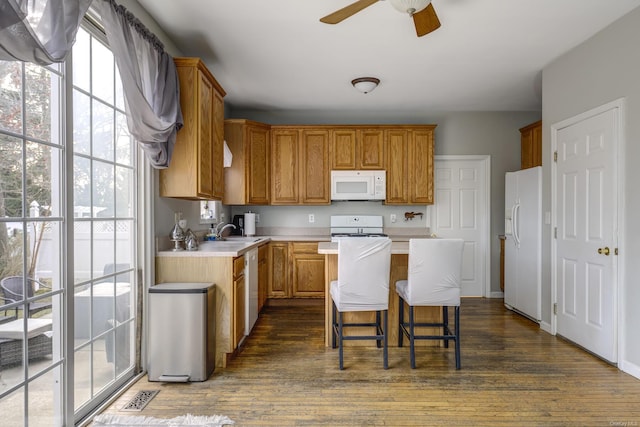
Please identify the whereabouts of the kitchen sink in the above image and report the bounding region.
[224,236,267,243]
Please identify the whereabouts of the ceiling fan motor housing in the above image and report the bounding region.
[389,0,432,15]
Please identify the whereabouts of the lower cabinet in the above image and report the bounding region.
[258,244,268,311]
[268,241,325,299]
[291,243,325,297]
[233,256,245,348]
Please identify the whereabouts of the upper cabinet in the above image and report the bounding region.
[224,121,434,206]
[385,126,435,205]
[271,126,330,205]
[159,58,225,200]
[224,119,270,205]
[331,128,385,170]
[520,120,542,169]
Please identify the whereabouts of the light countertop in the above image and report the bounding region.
[157,235,332,257]
[317,241,410,255]
[157,235,423,257]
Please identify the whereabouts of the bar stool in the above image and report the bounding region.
[396,238,464,369]
[330,237,392,370]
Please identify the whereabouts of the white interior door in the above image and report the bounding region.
[429,156,489,297]
[555,106,618,363]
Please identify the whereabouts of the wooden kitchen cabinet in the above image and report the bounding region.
[290,242,325,298]
[331,128,385,170]
[211,90,225,199]
[224,119,270,205]
[258,243,268,311]
[233,255,245,348]
[300,129,331,204]
[268,241,325,298]
[270,128,299,204]
[520,120,542,169]
[156,255,235,368]
[386,126,436,205]
[385,129,410,204]
[271,127,330,205]
[268,242,289,298]
[160,58,226,200]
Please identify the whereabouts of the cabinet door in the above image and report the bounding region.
[531,123,542,167]
[234,275,245,347]
[385,129,410,204]
[300,129,330,204]
[247,125,270,204]
[211,88,225,199]
[160,59,217,200]
[258,244,268,311]
[291,243,325,298]
[268,242,289,297]
[196,70,214,198]
[331,129,357,169]
[271,129,300,204]
[520,120,542,169]
[358,129,385,169]
[409,129,434,204]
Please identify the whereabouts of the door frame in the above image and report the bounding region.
[431,155,491,298]
[550,98,626,363]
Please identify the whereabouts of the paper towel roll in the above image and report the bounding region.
[244,212,256,237]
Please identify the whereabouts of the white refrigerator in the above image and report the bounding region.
[504,166,542,322]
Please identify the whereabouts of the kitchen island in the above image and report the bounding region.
[318,241,440,348]
[156,237,270,368]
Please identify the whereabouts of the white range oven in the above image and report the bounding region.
[330,215,387,241]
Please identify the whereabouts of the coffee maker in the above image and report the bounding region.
[231,214,244,235]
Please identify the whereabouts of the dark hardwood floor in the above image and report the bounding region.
[97,298,640,426]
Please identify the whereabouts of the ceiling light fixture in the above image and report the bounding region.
[389,0,431,15]
[351,77,380,94]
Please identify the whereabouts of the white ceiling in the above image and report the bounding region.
[136,0,640,114]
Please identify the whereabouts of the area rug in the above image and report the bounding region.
[92,413,234,426]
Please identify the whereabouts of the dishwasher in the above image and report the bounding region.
[148,282,216,382]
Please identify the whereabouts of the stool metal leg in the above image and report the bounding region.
[383,309,388,369]
[398,295,404,347]
[338,311,344,370]
[443,305,449,348]
[409,305,416,369]
[332,302,337,349]
[454,306,461,370]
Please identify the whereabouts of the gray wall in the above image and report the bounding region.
[227,110,540,294]
[543,6,640,373]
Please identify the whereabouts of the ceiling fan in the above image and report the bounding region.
[320,0,441,37]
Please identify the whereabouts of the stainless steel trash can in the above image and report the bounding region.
[148,282,216,382]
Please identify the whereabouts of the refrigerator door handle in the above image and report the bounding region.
[513,203,521,248]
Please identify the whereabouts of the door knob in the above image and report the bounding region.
[598,247,610,256]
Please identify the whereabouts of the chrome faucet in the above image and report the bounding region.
[215,223,236,240]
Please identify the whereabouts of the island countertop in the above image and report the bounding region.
[318,241,410,255]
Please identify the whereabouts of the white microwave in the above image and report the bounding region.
[331,170,386,201]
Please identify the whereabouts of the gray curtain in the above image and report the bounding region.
[0,0,92,65]
[98,0,183,169]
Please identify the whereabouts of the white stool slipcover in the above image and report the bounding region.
[330,237,392,369]
[396,238,464,369]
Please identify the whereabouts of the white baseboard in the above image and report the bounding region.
[619,359,640,380]
[540,321,552,334]
[489,291,504,298]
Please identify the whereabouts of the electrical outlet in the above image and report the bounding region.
[256,213,260,223]
[309,214,315,223]
[390,214,397,223]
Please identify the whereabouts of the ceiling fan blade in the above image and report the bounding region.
[320,0,379,24]
[413,3,441,37]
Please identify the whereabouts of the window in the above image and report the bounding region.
[0,23,138,426]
